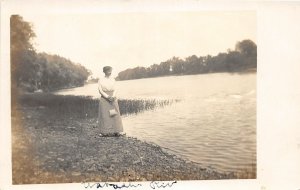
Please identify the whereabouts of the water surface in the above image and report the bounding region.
[56,73,256,174]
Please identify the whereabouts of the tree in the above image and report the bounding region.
[11,15,37,90]
[37,53,90,91]
[235,40,257,70]
[225,51,242,71]
[117,40,257,81]
[235,39,257,57]
[159,61,171,75]
[11,15,90,92]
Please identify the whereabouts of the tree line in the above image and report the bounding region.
[11,15,90,93]
[117,40,257,81]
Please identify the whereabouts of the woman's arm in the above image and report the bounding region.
[98,79,109,99]
[112,89,116,98]
[111,78,117,100]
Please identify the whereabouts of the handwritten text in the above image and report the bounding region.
[82,182,142,189]
[150,181,177,189]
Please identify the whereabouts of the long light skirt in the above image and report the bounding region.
[98,96,123,134]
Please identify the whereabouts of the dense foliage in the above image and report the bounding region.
[117,40,257,81]
[10,15,90,92]
[35,53,90,91]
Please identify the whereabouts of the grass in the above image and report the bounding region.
[16,93,180,118]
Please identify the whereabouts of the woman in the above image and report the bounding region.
[98,66,123,137]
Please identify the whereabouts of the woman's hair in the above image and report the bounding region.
[103,66,112,73]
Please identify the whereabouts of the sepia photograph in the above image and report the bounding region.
[10,10,257,184]
[2,1,300,190]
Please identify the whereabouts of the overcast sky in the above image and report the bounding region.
[22,11,256,77]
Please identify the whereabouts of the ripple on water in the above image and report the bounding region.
[59,73,257,174]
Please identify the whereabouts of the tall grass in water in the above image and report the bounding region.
[17,93,179,118]
[118,98,178,115]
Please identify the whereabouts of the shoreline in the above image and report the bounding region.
[83,70,257,84]
[12,104,239,184]
[11,93,255,184]
[116,70,257,82]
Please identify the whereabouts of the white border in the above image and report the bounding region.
[1,1,300,190]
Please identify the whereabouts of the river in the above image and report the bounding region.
[56,73,256,174]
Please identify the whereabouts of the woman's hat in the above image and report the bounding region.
[103,66,112,72]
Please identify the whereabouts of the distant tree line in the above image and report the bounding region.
[11,15,90,92]
[117,40,257,81]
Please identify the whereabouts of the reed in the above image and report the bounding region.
[17,93,179,118]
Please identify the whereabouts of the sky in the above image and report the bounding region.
[22,11,256,78]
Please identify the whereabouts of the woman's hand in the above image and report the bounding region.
[108,96,116,102]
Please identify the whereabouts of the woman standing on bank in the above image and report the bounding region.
[98,66,123,137]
